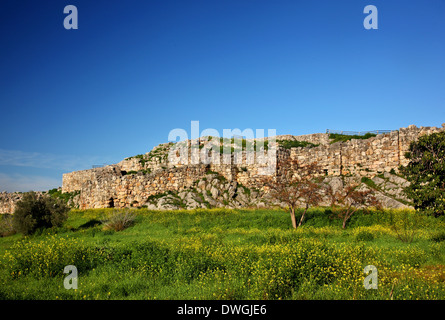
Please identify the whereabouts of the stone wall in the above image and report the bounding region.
[60,124,443,210]
[0,192,23,214]
[62,123,445,210]
[73,165,209,209]
[62,166,122,193]
[277,133,331,146]
[0,191,45,214]
[1,123,443,213]
[289,124,444,177]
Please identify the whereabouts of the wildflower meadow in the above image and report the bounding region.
[0,208,444,300]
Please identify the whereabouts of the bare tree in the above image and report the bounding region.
[297,179,323,227]
[261,159,323,229]
[332,182,380,229]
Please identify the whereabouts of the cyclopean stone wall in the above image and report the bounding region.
[59,124,444,210]
[1,123,444,213]
[0,192,23,214]
[72,165,209,209]
[289,124,444,177]
[0,191,46,214]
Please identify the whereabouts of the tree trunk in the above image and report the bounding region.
[290,208,297,229]
[342,217,347,229]
[298,206,309,227]
[342,207,356,229]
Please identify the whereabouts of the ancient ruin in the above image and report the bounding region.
[1,123,444,214]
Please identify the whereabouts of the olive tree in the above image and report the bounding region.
[13,191,69,235]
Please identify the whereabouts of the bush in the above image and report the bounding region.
[399,131,445,217]
[101,209,136,231]
[47,188,79,206]
[277,140,319,149]
[0,214,15,237]
[389,210,424,243]
[12,192,69,235]
[430,231,445,242]
[329,132,376,144]
[355,230,375,242]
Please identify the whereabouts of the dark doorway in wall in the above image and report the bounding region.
[108,197,115,208]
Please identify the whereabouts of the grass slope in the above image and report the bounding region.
[0,208,444,300]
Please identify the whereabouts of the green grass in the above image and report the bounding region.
[329,132,377,144]
[277,140,319,149]
[125,154,148,167]
[217,138,269,153]
[0,208,444,300]
[46,188,80,205]
[361,176,379,190]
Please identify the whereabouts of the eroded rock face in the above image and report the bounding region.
[130,171,413,211]
[142,173,266,210]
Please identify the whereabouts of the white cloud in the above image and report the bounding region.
[0,173,61,192]
[0,148,112,171]
[0,148,117,192]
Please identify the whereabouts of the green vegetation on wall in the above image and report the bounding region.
[125,154,148,167]
[329,132,377,144]
[47,189,80,205]
[277,140,319,149]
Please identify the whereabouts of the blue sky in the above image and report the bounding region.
[0,0,444,192]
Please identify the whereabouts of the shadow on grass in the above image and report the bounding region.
[75,219,102,231]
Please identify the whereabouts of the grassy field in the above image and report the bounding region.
[0,207,444,300]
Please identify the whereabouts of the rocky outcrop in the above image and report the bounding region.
[143,173,265,210]
[133,171,413,210]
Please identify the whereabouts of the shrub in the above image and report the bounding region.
[0,214,15,237]
[277,140,319,149]
[430,231,445,242]
[101,209,136,231]
[329,132,376,144]
[399,131,445,217]
[355,230,375,242]
[47,188,80,206]
[389,210,424,243]
[12,192,69,235]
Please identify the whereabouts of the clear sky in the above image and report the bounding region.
[0,0,444,192]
